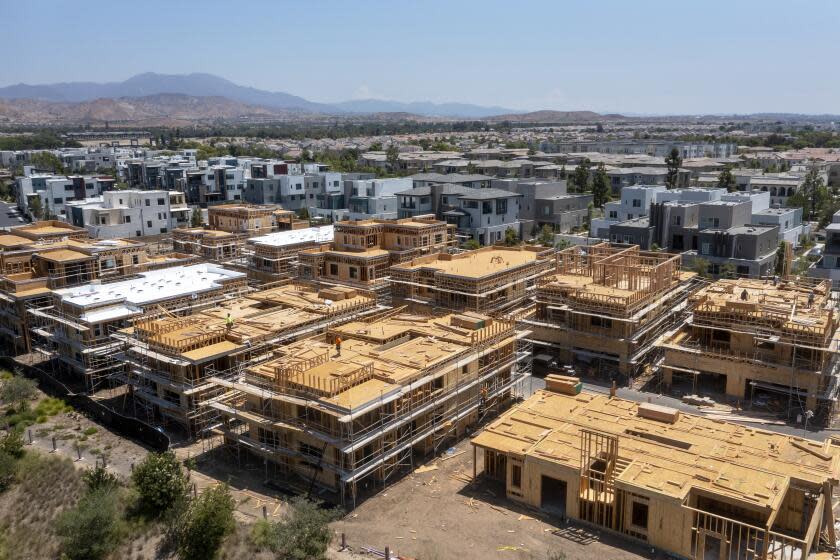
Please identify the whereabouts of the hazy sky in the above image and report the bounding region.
[4,0,840,114]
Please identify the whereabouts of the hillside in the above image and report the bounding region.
[485,110,627,123]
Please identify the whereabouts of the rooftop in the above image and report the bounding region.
[472,390,840,509]
[249,225,334,248]
[392,246,544,279]
[54,263,245,313]
[457,188,523,200]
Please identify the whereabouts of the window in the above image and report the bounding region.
[160,227,167,234]
[147,220,152,228]
[482,201,493,214]
[157,198,164,205]
[132,255,140,265]
[124,215,131,223]
[631,501,649,529]
[632,199,641,207]
[511,464,522,488]
[496,199,508,214]
[145,199,150,206]
[591,316,613,329]
[53,197,63,204]
[674,215,682,226]
[609,211,617,218]
[329,263,338,275]
[349,267,358,279]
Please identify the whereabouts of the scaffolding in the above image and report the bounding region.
[389,245,555,314]
[525,243,700,379]
[201,312,529,506]
[658,277,840,422]
[115,282,381,437]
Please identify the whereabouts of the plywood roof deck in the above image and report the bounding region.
[131,283,376,356]
[246,312,516,411]
[689,278,837,345]
[36,249,96,263]
[473,391,840,509]
[392,246,542,279]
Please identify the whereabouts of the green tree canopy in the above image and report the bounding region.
[592,162,611,207]
[717,165,736,192]
[665,148,682,188]
[573,159,591,193]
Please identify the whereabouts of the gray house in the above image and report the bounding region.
[445,188,522,245]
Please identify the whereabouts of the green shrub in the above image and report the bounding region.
[0,431,23,459]
[55,488,124,560]
[274,497,339,560]
[176,484,235,560]
[0,375,37,408]
[0,450,16,492]
[131,451,188,515]
[249,518,277,550]
[82,464,119,492]
[82,426,98,436]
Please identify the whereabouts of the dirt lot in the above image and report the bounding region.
[329,438,651,560]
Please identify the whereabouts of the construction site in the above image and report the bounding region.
[27,263,248,392]
[201,309,531,506]
[0,221,195,353]
[245,225,334,283]
[389,245,555,315]
[297,216,454,302]
[472,381,840,560]
[112,281,378,436]
[525,243,700,381]
[658,277,840,422]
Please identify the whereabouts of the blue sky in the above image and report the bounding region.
[4,0,840,114]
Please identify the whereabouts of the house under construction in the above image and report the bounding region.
[658,277,840,421]
[0,225,185,354]
[172,228,246,263]
[245,225,334,283]
[204,310,529,505]
[472,386,840,560]
[114,282,378,435]
[389,245,555,315]
[525,243,699,380]
[207,204,306,235]
[297,216,454,302]
[28,263,248,392]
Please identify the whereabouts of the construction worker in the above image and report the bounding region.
[225,312,234,331]
[335,335,342,356]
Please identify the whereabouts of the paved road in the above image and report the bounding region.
[0,201,26,229]
[523,375,834,441]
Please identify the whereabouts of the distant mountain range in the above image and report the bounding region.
[0,72,519,119]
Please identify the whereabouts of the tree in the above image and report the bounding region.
[0,450,16,492]
[720,263,737,279]
[272,497,340,560]
[692,257,710,279]
[368,142,383,152]
[466,161,478,175]
[0,374,37,410]
[573,159,591,193]
[385,144,400,170]
[559,165,567,180]
[176,484,235,560]
[131,451,188,515]
[190,208,202,228]
[717,165,736,192]
[665,148,682,188]
[0,431,24,459]
[83,464,119,493]
[504,227,520,246]
[789,168,829,222]
[42,199,53,220]
[591,162,611,207]
[462,239,480,250]
[296,207,310,220]
[537,225,555,247]
[29,152,64,174]
[28,197,43,220]
[56,489,124,560]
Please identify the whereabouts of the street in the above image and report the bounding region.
[0,201,26,229]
